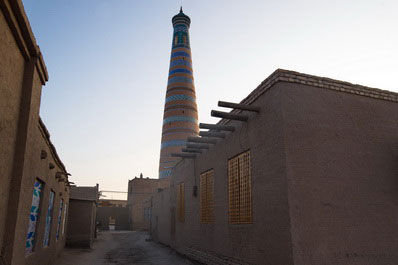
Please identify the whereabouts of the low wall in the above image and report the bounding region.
[66,199,96,247]
[97,206,129,231]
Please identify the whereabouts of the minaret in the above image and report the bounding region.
[159,8,199,179]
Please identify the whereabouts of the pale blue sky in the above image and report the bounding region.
[23,0,398,197]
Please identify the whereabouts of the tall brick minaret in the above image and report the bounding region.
[159,8,199,179]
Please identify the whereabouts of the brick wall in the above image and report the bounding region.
[151,71,398,265]
[281,82,398,264]
[97,206,129,231]
[127,178,169,231]
[0,4,26,253]
[152,85,292,265]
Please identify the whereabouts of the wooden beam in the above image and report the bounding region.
[211,110,248,121]
[181,148,202,153]
[199,123,235,131]
[199,131,226,138]
[218,101,260,112]
[186,143,210,149]
[171,153,196,158]
[187,136,217,144]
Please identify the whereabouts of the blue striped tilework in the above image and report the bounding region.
[165,94,195,103]
[171,51,190,58]
[164,104,197,111]
[162,127,198,135]
[170,59,191,68]
[160,160,175,164]
[163,116,197,125]
[159,9,198,179]
[162,131,196,137]
[159,170,172,178]
[161,139,186,149]
[169,68,192,75]
[167,76,193,85]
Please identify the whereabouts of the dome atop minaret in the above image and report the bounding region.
[172,7,191,27]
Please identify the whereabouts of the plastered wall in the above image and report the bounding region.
[0,7,26,253]
[151,78,398,265]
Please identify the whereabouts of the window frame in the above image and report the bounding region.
[43,189,56,247]
[56,199,63,241]
[25,178,45,256]
[200,169,214,224]
[177,182,185,222]
[228,150,253,224]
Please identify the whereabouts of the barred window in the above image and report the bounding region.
[200,169,214,223]
[177,183,185,222]
[228,150,252,224]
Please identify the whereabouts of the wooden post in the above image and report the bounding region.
[218,101,260,112]
[182,148,202,153]
[199,123,235,131]
[187,136,217,144]
[199,131,226,138]
[211,110,248,121]
[171,153,196,158]
[186,143,210,149]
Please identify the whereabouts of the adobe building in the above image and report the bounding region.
[151,69,398,265]
[96,207,129,232]
[0,1,71,265]
[98,199,127,208]
[127,174,169,231]
[66,186,99,247]
[97,198,129,231]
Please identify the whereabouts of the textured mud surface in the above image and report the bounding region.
[57,231,196,265]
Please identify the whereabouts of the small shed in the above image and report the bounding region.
[66,185,99,247]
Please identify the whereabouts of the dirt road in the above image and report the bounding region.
[57,231,197,265]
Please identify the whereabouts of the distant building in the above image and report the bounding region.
[0,1,71,264]
[158,8,199,179]
[98,199,128,208]
[97,198,129,231]
[127,174,169,230]
[66,185,99,247]
[151,69,398,265]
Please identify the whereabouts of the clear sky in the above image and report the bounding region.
[23,0,398,197]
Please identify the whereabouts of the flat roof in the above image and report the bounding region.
[219,69,398,125]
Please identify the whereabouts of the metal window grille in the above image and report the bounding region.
[228,150,252,224]
[177,183,185,222]
[200,169,214,223]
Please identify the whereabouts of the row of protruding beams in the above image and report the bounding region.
[171,101,260,159]
[40,149,73,185]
